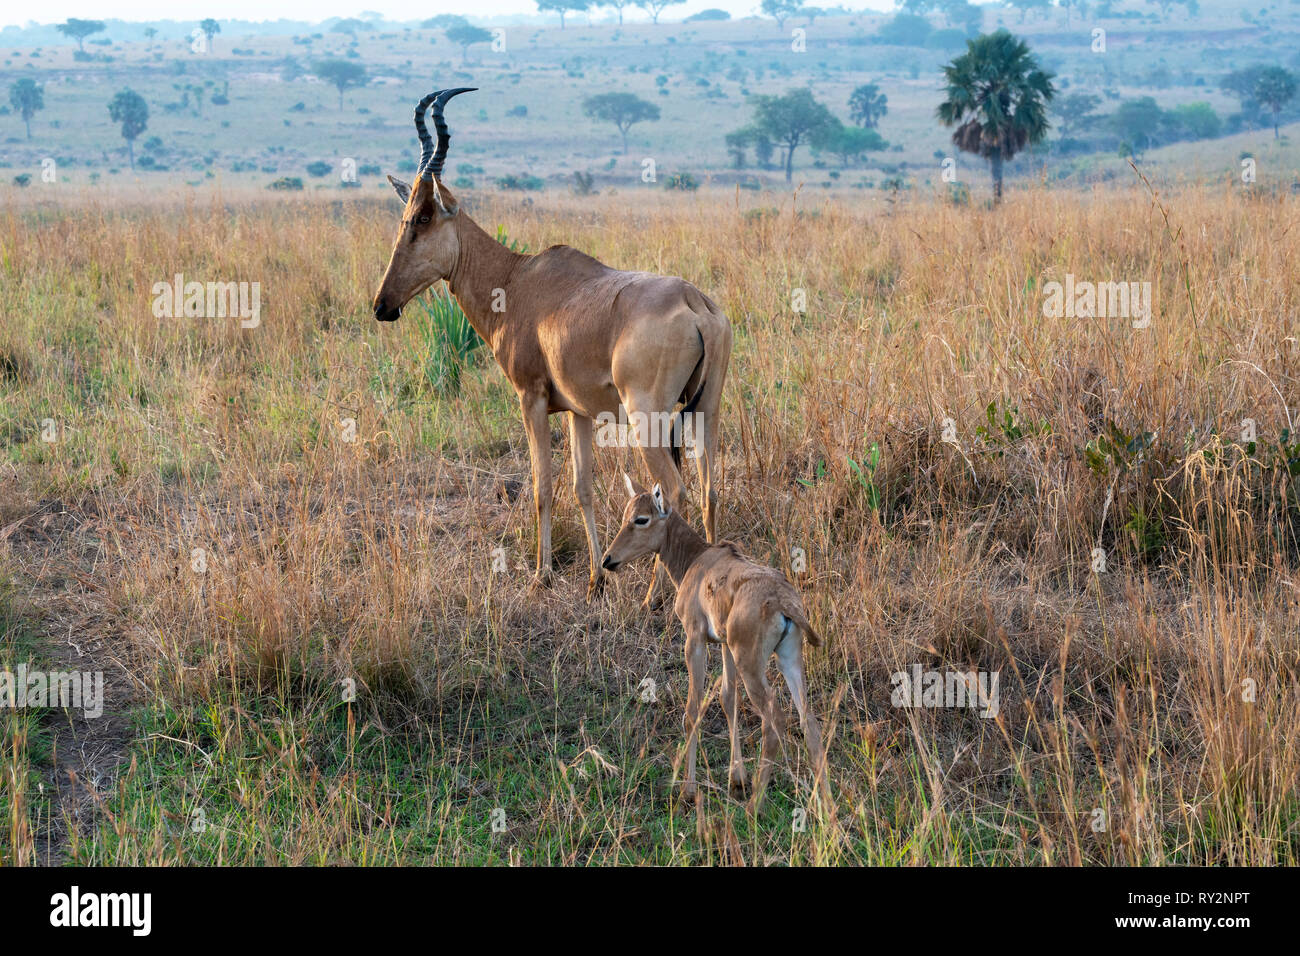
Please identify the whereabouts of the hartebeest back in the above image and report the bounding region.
[601,476,830,814]
[372,90,732,599]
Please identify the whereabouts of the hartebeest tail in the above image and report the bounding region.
[601,475,830,815]
[372,91,733,603]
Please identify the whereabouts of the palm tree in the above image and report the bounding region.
[848,83,888,129]
[936,30,1055,203]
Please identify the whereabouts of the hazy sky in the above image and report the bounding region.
[2,2,895,30]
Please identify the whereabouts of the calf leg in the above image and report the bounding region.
[776,629,831,808]
[681,633,708,803]
[735,652,786,816]
[721,645,746,798]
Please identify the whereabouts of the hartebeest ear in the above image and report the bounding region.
[387,174,412,204]
[651,483,671,517]
[623,472,647,499]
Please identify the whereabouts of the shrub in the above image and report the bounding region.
[496,173,544,191]
[268,176,304,191]
[877,14,931,46]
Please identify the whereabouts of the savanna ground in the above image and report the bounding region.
[2,177,1299,865]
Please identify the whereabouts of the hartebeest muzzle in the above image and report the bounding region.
[373,299,401,322]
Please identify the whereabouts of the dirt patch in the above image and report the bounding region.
[1,494,141,865]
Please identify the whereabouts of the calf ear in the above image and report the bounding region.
[651,483,671,517]
[387,174,411,204]
[623,472,647,498]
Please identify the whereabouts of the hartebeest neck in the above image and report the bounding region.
[446,212,527,346]
[660,512,710,589]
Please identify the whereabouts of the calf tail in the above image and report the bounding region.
[768,599,821,648]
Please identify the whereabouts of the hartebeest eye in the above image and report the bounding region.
[634,516,650,526]
[417,215,431,224]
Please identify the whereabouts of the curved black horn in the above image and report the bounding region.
[414,89,444,179]
[422,87,477,182]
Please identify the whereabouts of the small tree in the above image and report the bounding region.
[1254,67,1297,140]
[1051,91,1099,138]
[536,0,590,29]
[1169,101,1220,140]
[638,0,687,24]
[725,127,754,168]
[751,87,836,182]
[812,121,888,167]
[604,0,634,24]
[936,29,1055,202]
[143,27,158,48]
[8,79,44,140]
[940,0,984,32]
[108,89,149,170]
[1003,0,1050,22]
[200,19,221,52]
[848,83,888,129]
[313,59,368,111]
[56,18,105,53]
[446,24,493,64]
[761,0,805,29]
[583,92,661,153]
[1111,96,1163,158]
[422,15,469,29]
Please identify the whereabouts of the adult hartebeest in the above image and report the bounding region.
[372,89,732,599]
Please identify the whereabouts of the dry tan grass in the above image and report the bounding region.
[1,179,1298,864]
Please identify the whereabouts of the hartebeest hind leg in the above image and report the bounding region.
[687,344,728,543]
[567,412,603,598]
[521,392,554,586]
[624,393,689,611]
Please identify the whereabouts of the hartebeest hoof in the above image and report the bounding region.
[728,774,748,800]
[586,573,606,602]
[639,587,666,615]
[529,568,554,591]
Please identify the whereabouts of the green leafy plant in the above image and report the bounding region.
[847,440,883,511]
[975,400,1051,449]
[1083,422,1154,477]
[411,288,482,395]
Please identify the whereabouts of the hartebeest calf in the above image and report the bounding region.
[601,476,830,813]
[372,90,732,599]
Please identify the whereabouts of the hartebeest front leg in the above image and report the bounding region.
[568,412,603,599]
[521,391,554,586]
